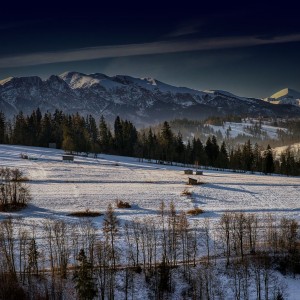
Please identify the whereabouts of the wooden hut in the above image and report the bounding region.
[195,170,203,175]
[184,169,193,175]
[188,177,198,185]
[62,155,74,162]
[48,143,57,149]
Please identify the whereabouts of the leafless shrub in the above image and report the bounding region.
[20,153,28,159]
[116,200,131,208]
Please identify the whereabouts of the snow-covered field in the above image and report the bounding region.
[0,144,299,224]
[0,144,300,299]
[208,121,287,139]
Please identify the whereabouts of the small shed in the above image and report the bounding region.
[188,177,198,185]
[195,170,203,175]
[184,169,193,175]
[48,143,57,149]
[62,155,74,162]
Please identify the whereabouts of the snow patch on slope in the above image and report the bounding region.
[59,71,125,90]
[270,88,300,99]
[264,88,300,106]
[0,77,14,85]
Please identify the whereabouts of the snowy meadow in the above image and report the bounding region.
[1,144,299,224]
[0,144,299,299]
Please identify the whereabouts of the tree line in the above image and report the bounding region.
[0,203,298,299]
[0,109,299,175]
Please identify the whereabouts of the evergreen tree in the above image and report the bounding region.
[242,140,254,171]
[137,131,147,160]
[86,115,99,153]
[39,112,53,147]
[62,120,76,154]
[205,136,219,167]
[73,249,97,300]
[12,112,28,145]
[230,146,243,170]
[27,237,39,275]
[147,128,155,159]
[52,110,64,148]
[160,121,174,162]
[253,143,262,172]
[122,120,137,156]
[99,115,111,153]
[185,140,192,164]
[280,148,298,176]
[193,138,206,166]
[218,141,229,169]
[72,113,91,153]
[26,110,38,146]
[114,116,123,153]
[174,132,185,163]
[263,145,274,174]
[0,112,5,144]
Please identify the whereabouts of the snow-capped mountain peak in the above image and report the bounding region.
[0,76,14,86]
[270,88,300,99]
[264,88,300,106]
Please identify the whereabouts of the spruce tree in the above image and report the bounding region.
[218,141,229,169]
[99,115,110,153]
[263,145,274,174]
[242,140,254,171]
[27,237,39,275]
[0,112,5,144]
[73,249,97,300]
[160,121,174,162]
[114,116,123,153]
[205,136,220,167]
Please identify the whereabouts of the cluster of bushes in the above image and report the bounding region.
[0,167,30,211]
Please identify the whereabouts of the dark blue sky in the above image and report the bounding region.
[1,0,300,97]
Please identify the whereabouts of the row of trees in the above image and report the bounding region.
[0,109,299,175]
[0,203,298,299]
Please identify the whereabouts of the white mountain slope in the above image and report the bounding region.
[264,88,300,106]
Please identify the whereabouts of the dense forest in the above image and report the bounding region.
[0,109,299,175]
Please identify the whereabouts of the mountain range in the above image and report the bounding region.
[0,71,300,125]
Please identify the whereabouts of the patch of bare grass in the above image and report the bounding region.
[181,188,192,196]
[68,209,102,217]
[116,200,131,208]
[186,207,204,216]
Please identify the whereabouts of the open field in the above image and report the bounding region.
[0,144,299,299]
[0,144,299,224]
